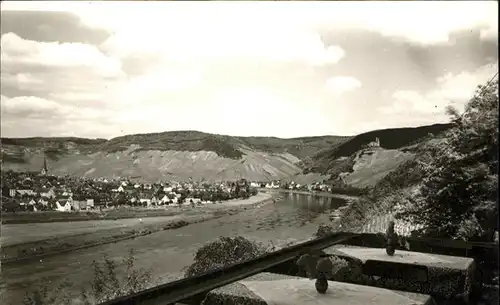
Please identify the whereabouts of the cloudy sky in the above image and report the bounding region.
[1,1,498,139]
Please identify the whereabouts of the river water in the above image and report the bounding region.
[1,192,347,304]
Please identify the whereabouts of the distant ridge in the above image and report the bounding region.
[0,124,453,182]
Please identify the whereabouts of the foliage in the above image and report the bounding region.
[201,137,244,159]
[329,123,452,159]
[22,249,152,305]
[184,236,268,278]
[249,187,258,196]
[314,224,335,238]
[338,198,375,231]
[370,159,426,200]
[296,252,353,281]
[95,131,347,159]
[329,179,370,196]
[396,81,499,241]
[1,137,106,146]
[22,281,73,305]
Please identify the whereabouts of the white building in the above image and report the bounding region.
[56,200,72,212]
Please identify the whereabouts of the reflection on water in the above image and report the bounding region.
[291,193,344,212]
[212,192,345,232]
[2,192,347,304]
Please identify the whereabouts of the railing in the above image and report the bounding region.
[99,231,360,305]
[100,232,498,305]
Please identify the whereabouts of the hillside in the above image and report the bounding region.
[0,131,349,182]
[341,147,416,188]
[96,131,351,160]
[343,80,498,243]
[299,123,454,188]
[0,124,455,183]
[303,123,452,173]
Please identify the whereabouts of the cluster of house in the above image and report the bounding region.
[2,171,106,212]
[263,180,333,192]
[1,166,260,212]
[1,155,336,213]
[108,179,256,207]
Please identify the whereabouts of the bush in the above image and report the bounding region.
[329,180,370,196]
[295,249,362,283]
[22,249,152,305]
[329,256,351,281]
[184,236,268,278]
[314,224,335,238]
[250,187,258,196]
[338,198,373,231]
[370,159,425,200]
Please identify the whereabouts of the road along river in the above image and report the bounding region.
[1,192,349,304]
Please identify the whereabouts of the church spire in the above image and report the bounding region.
[41,156,48,175]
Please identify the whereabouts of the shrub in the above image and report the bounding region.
[337,198,373,231]
[184,236,267,278]
[329,180,370,196]
[250,187,258,196]
[314,224,335,238]
[296,252,356,282]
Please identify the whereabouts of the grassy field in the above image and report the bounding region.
[2,216,184,246]
[1,214,212,264]
[2,208,185,224]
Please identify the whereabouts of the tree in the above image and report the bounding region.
[250,187,258,196]
[113,194,128,206]
[234,183,240,197]
[397,81,498,241]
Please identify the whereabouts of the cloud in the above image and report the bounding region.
[2,1,496,46]
[204,88,334,137]
[1,115,114,138]
[379,62,498,126]
[1,95,63,118]
[325,76,362,96]
[0,10,110,45]
[0,94,121,138]
[1,32,123,78]
[1,94,107,120]
[99,23,344,67]
[0,32,124,108]
[0,2,497,138]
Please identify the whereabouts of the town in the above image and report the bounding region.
[1,158,340,213]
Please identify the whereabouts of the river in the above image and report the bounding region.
[1,192,348,304]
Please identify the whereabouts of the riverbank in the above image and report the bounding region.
[1,207,184,224]
[260,188,358,201]
[1,192,278,264]
[2,193,278,225]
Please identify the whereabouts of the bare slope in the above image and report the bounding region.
[1,131,349,182]
[0,125,452,183]
[343,147,415,188]
[301,123,454,187]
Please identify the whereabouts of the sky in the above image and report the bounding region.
[0,1,498,139]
